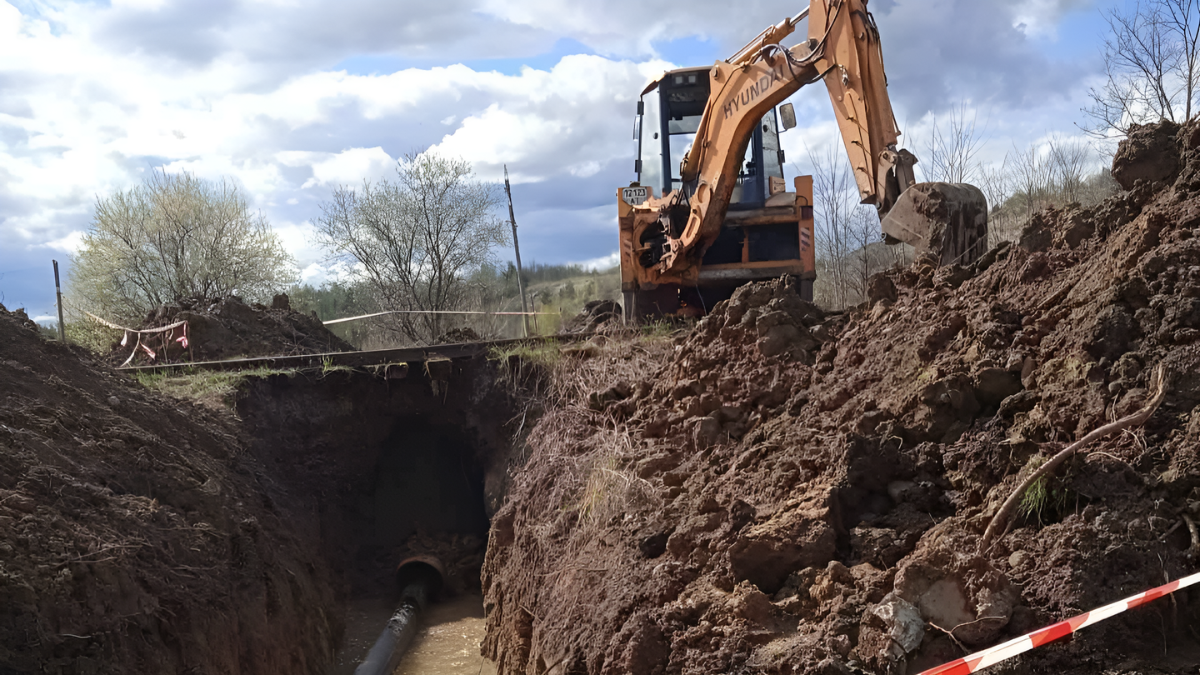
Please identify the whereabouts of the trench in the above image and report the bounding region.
[234,361,520,674]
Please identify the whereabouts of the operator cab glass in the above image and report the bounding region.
[635,67,786,208]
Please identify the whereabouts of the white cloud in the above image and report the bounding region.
[40,230,85,255]
[299,147,397,188]
[573,251,619,270]
[0,0,1121,315]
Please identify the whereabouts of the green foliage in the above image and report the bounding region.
[64,318,122,355]
[1017,456,1072,525]
[489,340,562,372]
[69,169,296,324]
[287,281,379,346]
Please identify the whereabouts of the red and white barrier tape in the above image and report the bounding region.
[919,570,1200,674]
[85,312,189,366]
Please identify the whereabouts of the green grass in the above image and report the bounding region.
[132,366,296,409]
[1017,456,1071,525]
[489,340,563,371]
[319,356,356,377]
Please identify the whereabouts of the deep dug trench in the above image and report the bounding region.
[232,359,526,671]
[0,306,527,675]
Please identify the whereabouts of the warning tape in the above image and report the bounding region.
[919,570,1200,674]
[84,312,189,366]
[322,309,559,325]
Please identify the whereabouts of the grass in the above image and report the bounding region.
[1017,455,1071,525]
[319,356,356,377]
[489,340,563,371]
[133,366,296,409]
[567,429,656,534]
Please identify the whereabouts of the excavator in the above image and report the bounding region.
[616,0,988,319]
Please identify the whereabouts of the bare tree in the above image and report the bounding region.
[316,153,507,344]
[804,145,899,310]
[1047,136,1092,204]
[1006,142,1056,219]
[921,102,985,184]
[1084,0,1200,135]
[69,169,295,322]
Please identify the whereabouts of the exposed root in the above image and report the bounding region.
[980,365,1168,552]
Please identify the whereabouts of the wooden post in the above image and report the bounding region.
[504,165,530,338]
[52,260,66,343]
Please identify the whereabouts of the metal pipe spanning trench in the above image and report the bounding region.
[354,556,446,675]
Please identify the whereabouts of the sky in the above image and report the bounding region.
[0,0,1128,323]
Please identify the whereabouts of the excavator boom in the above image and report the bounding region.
[618,0,987,316]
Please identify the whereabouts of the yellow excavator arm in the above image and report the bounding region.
[645,0,916,279]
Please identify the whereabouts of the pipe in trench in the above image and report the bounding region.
[354,556,446,675]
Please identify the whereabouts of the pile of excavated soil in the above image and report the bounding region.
[112,293,354,365]
[481,121,1200,675]
[0,305,339,673]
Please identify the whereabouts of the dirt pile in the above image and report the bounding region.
[0,305,339,673]
[113,293,354,364]
[481,120,1200,675]
[560,300,623,334]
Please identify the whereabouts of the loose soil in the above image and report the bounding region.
[110,293,354,365]
[0,303,339,673]
[1,299,523,674]
[481,121,1200,674]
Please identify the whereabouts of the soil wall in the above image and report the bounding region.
[234,360,523,599]
[0,306,339,674]
[481,122,1200,675]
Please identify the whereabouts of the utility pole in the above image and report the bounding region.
[504,165,530,337]
[52,260,66,343]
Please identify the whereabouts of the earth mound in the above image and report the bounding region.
[112,293,354,364]
[561,300,623,334]
[0,305,338,673]
[481,120,1200,675]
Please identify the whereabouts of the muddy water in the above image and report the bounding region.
[395,594,497,675]
[330,594,496,675]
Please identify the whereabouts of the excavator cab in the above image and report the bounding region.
[636,68,785,209]
[621,67,817,319]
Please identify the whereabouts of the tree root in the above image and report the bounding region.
[980,365,1168,552]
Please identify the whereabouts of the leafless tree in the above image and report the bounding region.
[804,145,899,310]
[1084,0,1200,135]
[315,153,507,344]
[1006,142,1056,219]
[69,169,295,322]
[1048,136,1092,204]
[921,102,985,184]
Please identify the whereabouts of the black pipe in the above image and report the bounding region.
[353,557,445,675]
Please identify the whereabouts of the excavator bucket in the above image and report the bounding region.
[880,182,988,267]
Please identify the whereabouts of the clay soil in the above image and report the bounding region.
[481,121,1200,675]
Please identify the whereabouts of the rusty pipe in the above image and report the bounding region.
[353,557,446,675]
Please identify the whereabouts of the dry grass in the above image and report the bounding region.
[132,366,296,410]
[501,330,673,557]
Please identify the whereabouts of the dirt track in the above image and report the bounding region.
[480,121,1200,674]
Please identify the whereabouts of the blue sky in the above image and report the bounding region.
[0,0,1136,322]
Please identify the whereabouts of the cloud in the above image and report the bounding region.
[0,0,1117,316]
[573,251,619,270]
[40,230,86,255]
[280,147,398,188]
